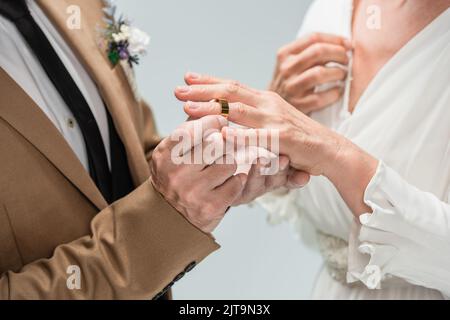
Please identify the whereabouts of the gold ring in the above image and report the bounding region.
[215,99,230,118]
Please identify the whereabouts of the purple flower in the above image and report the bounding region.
[119,47,129,60]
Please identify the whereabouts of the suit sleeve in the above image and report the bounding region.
[139,100,164,163]
[0,179,219,299]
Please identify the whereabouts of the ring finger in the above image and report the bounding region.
[184,100,265,128]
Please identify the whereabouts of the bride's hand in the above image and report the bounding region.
[270,33,352,114]
[175,73,379,216]
[176,73,343,177]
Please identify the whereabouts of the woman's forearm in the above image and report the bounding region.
[323,138,379,217]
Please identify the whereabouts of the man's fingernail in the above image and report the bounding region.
[177,86,191,93]
[187,72,200,79]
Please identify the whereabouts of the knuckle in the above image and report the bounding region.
[279,61,292,76]
[226,83,239,94]
[266,90,281,101]
[229,80,242,88]
[235,103,248,117]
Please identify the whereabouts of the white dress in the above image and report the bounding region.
[258,0,450,300]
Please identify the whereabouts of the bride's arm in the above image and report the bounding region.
[176,74,378,217]
[175,74,450,296]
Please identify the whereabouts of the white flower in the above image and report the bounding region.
[120,24,130,35]
[127,27,150,56]
[112,32,128,43]
[111,25,132,43]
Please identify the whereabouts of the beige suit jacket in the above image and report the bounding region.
[0,0,219,299]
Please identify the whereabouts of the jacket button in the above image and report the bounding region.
[152,292,163,300]
[185,261,197,273]
[162,282,174,293]
[173,271,186,282]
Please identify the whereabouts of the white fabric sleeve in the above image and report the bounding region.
[347,161,450,298]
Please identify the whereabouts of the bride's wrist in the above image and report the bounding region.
[325,139,376,184]
[324,139,379,216]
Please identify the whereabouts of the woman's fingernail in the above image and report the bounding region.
[177,86,191,93]
[187,72,200,79]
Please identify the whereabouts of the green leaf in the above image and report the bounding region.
[108,50,120,66]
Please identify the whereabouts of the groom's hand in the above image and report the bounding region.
[150,115,247,234]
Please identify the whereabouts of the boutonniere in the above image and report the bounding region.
[100,0,150,68]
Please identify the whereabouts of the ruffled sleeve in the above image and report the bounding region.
[347,161,450,298]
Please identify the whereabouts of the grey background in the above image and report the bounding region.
[116,0,321,299]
